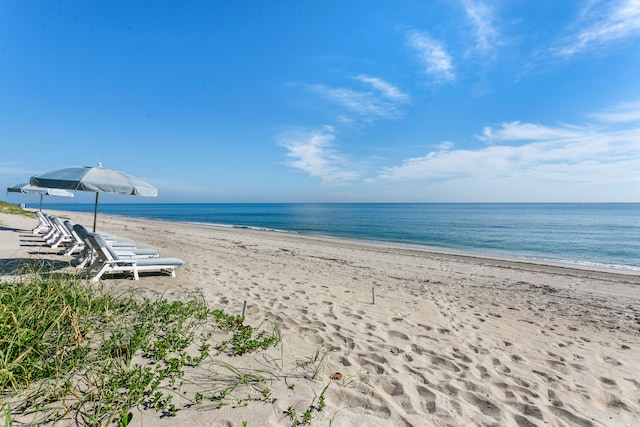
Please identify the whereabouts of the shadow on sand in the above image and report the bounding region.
[0,258,70,276]
[0,226,24,232]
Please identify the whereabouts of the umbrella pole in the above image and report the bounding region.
[93,192,99,232]
[39,195,43,212]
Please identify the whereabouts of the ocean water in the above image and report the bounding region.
[41,203,640,271]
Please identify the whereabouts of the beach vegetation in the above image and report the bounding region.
[0,201,35,218]
[211,309,281,356]
[0,270,282,425]
[282,382,330,426]
[294,344,330,380]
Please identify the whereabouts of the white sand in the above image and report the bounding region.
[1,210,639,426]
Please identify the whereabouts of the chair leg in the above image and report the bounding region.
[90,265,109,284]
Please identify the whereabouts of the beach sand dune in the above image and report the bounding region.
[1,210,639,426]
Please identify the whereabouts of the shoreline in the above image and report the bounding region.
[1,209,639,426]
[46,207,640,276]
[35,202,640,273]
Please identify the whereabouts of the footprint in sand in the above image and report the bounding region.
[387,330,410,340]
[381,344,403,355]
[303,333,324,345]
[346,312,363,321]
[603,355,623,366]
[605,394,629,411]
[514,414,539,427]
[430,354,461,373]
[411,344,424,355]
[532,370,553,383]
[599,376,617,387]
[416,385,437,414]
[476,364,490,379]
[548,406,594,426]
[547,388,563,407]
[358,356,386,374]
[514,402,543,421]
[460,391,501,420]
[334,333,355,350]
[467,341,489,355]
[511,354,524,362]
[379,377,404,396]
[339,356,352,367]
[451,348,473,363]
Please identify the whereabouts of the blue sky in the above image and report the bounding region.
[2,0,640,204]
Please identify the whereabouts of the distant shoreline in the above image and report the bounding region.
[47,207,640,280]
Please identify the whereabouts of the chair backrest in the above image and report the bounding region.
[72,223,97,256]
[73,223,91,241]
[45,214,57,226]
[86,232,120,262]
[36,211,49,226]
[64,220,84,244]
[51,216,72,237]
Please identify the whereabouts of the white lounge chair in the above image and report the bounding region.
[71,222,159,269]
[46,215,75,248]
[33,211,53,234]
[64,220,139,256]
[86,233,184,283]
[41,214,62,243]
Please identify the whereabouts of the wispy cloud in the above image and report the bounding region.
[478,121,589,142]
[354,75,410,102]
[279,127,359,185]
[406,29,455,82]
[588,99,640,123]
[307,75,410,122]
[277,103,640,200]
[378,120,640,187]
[553,0,640,57]
[462,0,499,53]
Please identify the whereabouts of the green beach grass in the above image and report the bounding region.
[0,201,36,218]
[0,270,285,425]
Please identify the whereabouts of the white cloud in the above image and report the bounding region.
[588,99,640,123]
[278,101,640,201]
[308,74,410,122]
[478,121,589,141]
[554,0,640,57]
[462,0,499,53]
[307,75,409,122]
[406,30,455,82]
[378,121,640,189]
[354,74,410,102]
[437,141,455,150]
[279,127,359,185]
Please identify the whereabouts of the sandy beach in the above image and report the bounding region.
[1,209,639,427]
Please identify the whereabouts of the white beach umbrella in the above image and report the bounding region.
[7,182,74,211]
[31,164,157,232]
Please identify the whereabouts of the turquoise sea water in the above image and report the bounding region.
[41,203,640,271]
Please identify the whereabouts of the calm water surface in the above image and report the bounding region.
[42,203,640,271]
